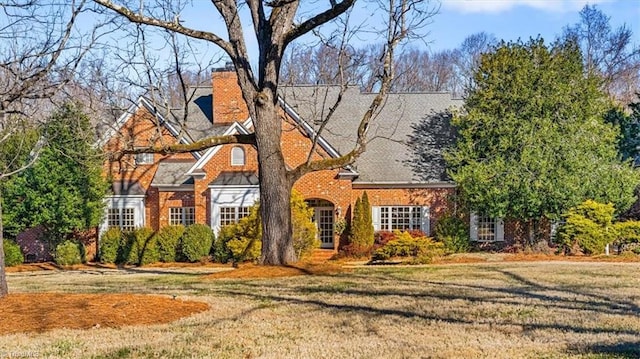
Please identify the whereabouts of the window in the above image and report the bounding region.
[135,152,154,165]
[470,214,504,242]
[373,206,429,233]
[108,207,136,231]
[169,207,195,226]
[231,147,245,166]
[220,206,251,226]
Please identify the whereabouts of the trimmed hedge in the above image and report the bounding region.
[181,224,214,262]
[372,230,444,264]
[99,227,122,264]
[156,225,185,262]
[3,239,24,267]
[434,214,470,254]
[54,240,85,266]
[123,227,158,265]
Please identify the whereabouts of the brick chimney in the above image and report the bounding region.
[212,63,249,125]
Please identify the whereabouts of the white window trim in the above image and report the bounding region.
[230,146,245,166]
[134,152,154,165]
[210,186,259,233]
[470,213,504,242]
[372,206,430,234]
[100,195,145,235]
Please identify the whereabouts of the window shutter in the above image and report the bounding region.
[421,207,430,235]
[372,206,381,231]
[470,212,478,241]
[496,218,505,242]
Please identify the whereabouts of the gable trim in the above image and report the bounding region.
[277,97,357,175]
[186,121,251,175]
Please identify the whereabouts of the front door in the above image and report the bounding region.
[314,207,335,249]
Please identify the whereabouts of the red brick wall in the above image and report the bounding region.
[212,71,250,125]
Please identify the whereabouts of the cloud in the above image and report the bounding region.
[442,0,614,14]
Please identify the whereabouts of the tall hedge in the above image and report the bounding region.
[181,224,214,262]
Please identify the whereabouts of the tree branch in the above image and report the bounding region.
[93,0,234,55]
[283,0,355,46]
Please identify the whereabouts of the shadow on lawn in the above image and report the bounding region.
[567,341,640,358]
[213,267,640,338]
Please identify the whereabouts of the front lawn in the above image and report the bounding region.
[2,261,639,358]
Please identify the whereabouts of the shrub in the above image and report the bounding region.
[54,240,85,266]
[215,206,261,263]
[349,193,374,249]
[291,191,319,258]
[372,230,444,264]
[214,191,318,263]
[3,239,24,267]
[99,227,122,264]
[121,227,158,265]
[613,220,640,252]
[434,214,470,253]
[556,200,616,255]
[181,224,214,262]
[156,225,185,262]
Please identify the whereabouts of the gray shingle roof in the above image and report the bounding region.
[279,86,462,183]
[167,87,230,141]
[111,181,145,196]
[151,161,196,187]
[210,171,259,186]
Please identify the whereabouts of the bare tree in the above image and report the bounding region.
[0,0,91,298]
[94,0,438,265]
[452,32,497,98]
[562,4,640,103]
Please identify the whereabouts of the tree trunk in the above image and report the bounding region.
[0,192,8,298]
[527,218,537,247]
[253,90,296,265]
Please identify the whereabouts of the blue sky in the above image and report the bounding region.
[427,0,640,52]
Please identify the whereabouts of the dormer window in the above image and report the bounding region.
[231,146,245,166]
[135,152,154,165]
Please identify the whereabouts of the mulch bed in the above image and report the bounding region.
[0,293,208,335]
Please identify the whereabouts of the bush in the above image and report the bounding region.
[156,225,185,262]
[349,193,374,249]
[214,191,318,263]
[556,200,616,255]
[181,224,214,262]
[3,239,24,267]
[121,227,158,265]
[613,220,640,252]
[215,206,261,263]
[54,240,85,266]
[100,227,122,264]
[372,230,444,264]
[434,214,470,253]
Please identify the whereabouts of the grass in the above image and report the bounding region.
[2,261,640,358]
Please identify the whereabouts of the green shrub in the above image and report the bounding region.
[214,191,318,263]
[372,230,444,264]
[215,206,261,263]
[54,240,85,266]
[100,227,122,264]
[122,227,158,265]
[181,224,214,262]
[3,239,24,267]
[557,200,616,255]
[613,220,640,252]
[156,225,185,262]
[291,191,319,258]
[349,192,374,249]
[434,214,470,254]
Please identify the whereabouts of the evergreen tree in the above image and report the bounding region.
[361,192,375,245]
[3,103,109,243]
[444,38,639,243]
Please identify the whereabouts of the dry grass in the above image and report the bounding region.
[2,261,640,358]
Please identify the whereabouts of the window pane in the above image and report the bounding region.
[477,216,496,241]
[121,208,136,231]
[220,207,236,227]
[183,207,195,226]
[231,147,245,166]
[238,207,250,220]
[380,207,389,231]
[169,207,182,226]
[107,208,120,228]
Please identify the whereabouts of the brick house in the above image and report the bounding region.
[99,68,505,251]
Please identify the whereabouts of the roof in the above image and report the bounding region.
[279,86,462,183]
[166,87,230,141]
[210,171,259,186]
[151,161,196,187]
[111,181,145,196]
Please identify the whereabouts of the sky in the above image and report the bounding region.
[426,0,640,52]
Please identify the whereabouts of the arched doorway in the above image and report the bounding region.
[305,199,335,249]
